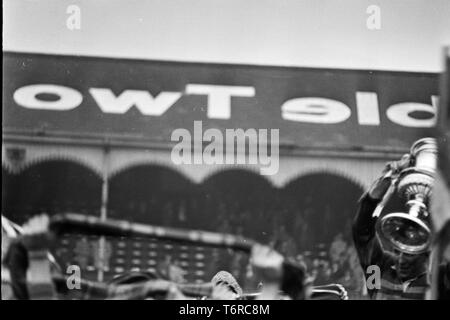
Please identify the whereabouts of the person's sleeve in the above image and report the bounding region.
[352,193,380,269]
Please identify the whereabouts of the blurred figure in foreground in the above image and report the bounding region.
[428,76,450,300]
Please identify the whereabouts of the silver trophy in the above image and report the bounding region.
[376,137,437,255]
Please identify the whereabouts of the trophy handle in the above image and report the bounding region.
[372,178,397,218]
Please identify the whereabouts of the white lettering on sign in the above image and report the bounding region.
[13,84,83,110]
[386,96,438,127]
[281,97,351,123]
[89,88,181,116]
[186,84,255,119]
[356,92,380,125]
[12,84,438,128]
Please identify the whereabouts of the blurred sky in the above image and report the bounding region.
[3,0,450,72]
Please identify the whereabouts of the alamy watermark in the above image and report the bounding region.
[366,5,381,30]
[170,121,279,176]
[66,265,81,290]
[66,5,81,30]
[365,265,381,290]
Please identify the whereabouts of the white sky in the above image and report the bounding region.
[3,0,450,72]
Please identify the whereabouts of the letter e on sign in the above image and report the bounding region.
[281,97,351,124]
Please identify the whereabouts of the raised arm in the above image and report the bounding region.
[352,155,411,267]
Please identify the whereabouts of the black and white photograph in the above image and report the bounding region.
[2,0,450,305]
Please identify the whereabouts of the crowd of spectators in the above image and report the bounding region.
[3,167,367,298]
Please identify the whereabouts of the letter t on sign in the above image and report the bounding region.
[186,84,255,119]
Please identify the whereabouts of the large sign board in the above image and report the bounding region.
[2,52,440,152]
